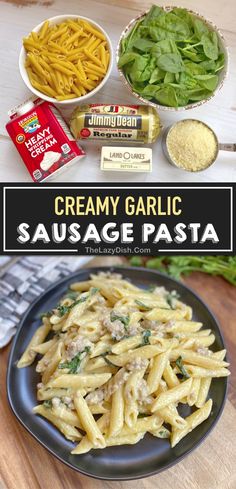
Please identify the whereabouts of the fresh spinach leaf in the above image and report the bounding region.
[110,311,130,330]
[158,428,170,438]
[59,346,90,374]
[154,86,178,107]
[175,356,190,380]
[119,5,224,107]
[142,329,151,345]
[100,352,117,367]
[156,53,184,73]
[135,299,152,311]
[202,32,219,60]
[57,288,99,317]
[193,19,209,40]
[133,39,155,53]
[43,400,53,408]
[138,412,148,418]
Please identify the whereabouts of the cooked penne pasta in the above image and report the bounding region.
[151,378,192,412]
[33,405,82,441]
[147,350,170,394]
[19,271,230,455]
[196,377,212,408]
[171,399,213,447]
[74,391,105,447]
[17,319,51,368]
[48,373,112,389]
[109,386,124,437]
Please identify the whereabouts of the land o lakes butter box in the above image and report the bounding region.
[101,146,152,172]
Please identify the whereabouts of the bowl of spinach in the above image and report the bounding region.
[117,5,228,110]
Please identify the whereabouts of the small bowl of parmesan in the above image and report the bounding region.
[162,119,219,172]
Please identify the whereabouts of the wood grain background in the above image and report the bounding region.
[0,256,236,489]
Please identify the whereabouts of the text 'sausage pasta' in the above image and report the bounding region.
[17,272,230,452]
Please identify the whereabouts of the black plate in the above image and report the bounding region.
[7,266,227,481]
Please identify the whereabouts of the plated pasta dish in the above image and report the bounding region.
[17,272,230,453]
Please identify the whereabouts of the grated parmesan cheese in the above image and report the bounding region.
[166,120,218,171]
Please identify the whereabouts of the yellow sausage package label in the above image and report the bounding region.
[70,104,161,144]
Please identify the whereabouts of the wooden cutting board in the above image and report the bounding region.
[1,256,236,489]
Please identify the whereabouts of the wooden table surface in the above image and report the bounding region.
[0,256,236,489]
[0,0,236,183]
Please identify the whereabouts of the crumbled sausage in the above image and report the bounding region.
[103,317,126,341]
[126,358,149,371]
[66,335,92,360]
[196,346,212,356]
[152,286,168,297]
[52,397,61,408]
[86,389,105,405]
[90,271,123,280]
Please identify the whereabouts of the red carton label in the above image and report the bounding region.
[6,100,85,182]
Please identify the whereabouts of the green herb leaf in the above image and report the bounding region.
[110,311,130,330]
[57,288,99,317]
[130,256,144,267]
[90,287,100,296]
[64,290,80,301]
[158,428,170,438]
[135,299,152,311]
[43,400,53,408]
[59,346,90,374]
[132,256,236,287]
[176,356,190,380]
[100,352,117,367]
[142,329,151,345]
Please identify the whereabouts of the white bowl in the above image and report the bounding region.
[117,6,229,111]
[19,14,113,105]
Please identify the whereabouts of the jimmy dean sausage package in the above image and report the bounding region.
[6,99,85,182]
[70,104,161,144]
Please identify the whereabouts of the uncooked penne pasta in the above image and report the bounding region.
[23,17,111,101]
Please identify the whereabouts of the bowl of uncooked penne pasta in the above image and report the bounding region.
[8,267,229,479]
[19,15,113,104]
